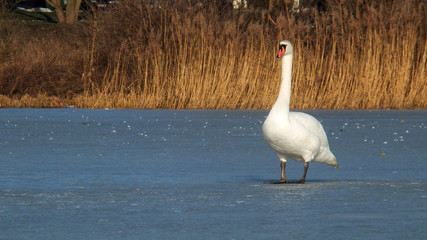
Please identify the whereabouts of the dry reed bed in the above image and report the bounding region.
[0,0,425,109]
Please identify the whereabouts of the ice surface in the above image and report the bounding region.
[0,109,426,239]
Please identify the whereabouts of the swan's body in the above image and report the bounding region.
[263,40,339,184]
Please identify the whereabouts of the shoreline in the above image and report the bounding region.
[1,94,425,110]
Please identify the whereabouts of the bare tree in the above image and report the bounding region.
[46,0,83,24]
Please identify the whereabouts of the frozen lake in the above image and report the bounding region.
[0,109,426,239]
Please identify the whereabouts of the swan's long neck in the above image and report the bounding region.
[270,53,293,120]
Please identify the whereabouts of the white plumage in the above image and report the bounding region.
[262,40,339,184]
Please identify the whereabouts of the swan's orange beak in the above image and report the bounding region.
[276,46,286,58]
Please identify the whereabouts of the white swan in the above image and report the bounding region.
[262,40,339,184]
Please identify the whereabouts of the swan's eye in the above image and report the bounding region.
[276,44,287,58]
[279,44,287,51]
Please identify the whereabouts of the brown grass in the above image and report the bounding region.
[0,0,425,109]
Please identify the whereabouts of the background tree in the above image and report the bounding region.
[46,0,82,24]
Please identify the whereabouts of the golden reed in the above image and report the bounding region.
[0,0,425,109]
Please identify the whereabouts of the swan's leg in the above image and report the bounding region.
[280,161,288,183]
[298,162,309,183]
[264,160,288,184]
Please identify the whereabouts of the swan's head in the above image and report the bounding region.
[276,40,293,58]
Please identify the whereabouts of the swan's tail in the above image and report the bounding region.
[326,159,339,168]
[334,162,340,169]
[319,148,339,168]
[325,154,339,169]
[331,156,339,169]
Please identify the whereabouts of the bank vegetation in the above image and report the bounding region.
[0,0,425,109]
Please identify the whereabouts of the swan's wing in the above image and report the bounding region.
[290,112,338,166]
[289,112,330,148]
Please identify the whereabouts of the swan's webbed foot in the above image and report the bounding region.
[264,179,288,184]
[283,180,305,184]
[264,179,305,184]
